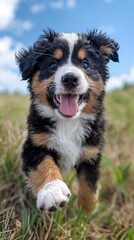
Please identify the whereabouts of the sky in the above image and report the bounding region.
[0,0,134,94]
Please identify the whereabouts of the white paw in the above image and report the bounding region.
[37,180,71,212]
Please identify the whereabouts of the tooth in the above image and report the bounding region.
[76,95,79,101]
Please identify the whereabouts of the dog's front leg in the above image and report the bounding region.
[76,153,101,213]
[22,139,71,212]
[30,158,71,212]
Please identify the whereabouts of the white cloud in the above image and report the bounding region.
[0,36,27,94]
[104,0,114,3]
[66,0,77,8]
[107,66,134,91]
[99,25,116,34]
[30,3,45,13]
[10,19,33,36]
[0,37,23,70]
[0,0,33,35]
[49,0,77,9]
[0,71,27,94]
[21,20,33,31]
[50,0,64,9]
[0,0,19,30]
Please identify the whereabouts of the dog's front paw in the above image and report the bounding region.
[37,180,71,212]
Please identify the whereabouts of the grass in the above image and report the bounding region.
[0,87,134,239]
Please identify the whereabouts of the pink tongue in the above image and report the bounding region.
[59,95,78,117]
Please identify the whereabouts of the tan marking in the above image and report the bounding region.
[85,74,104,94]
[78,172,98,212]
[29,158,62,193]
[31,133,50,147]
[32,71,54,106]
[82,75,104,114]
[78,49,86,60]
[81,146,100,160]
[82,93,97,115]
[54,49,63,60]
[100,45,113,57]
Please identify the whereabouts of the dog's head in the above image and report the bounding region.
[16,29,119,119]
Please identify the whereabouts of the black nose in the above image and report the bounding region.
[62,73,79,89]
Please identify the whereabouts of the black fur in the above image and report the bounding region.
[16,30,69,81]
[84,106,106,148]
[22,137,60,174]
[76,153,101,192]
[86,29,119,62]
[28,104,56,134]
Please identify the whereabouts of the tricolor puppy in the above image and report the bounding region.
[16,29,119,212]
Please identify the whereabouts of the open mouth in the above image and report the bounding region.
[53,93,86,117]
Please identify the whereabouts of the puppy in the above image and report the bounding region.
[16,29,119,212]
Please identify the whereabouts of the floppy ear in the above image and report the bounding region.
[87,30,119,63]
[16,48,39,80]
[16,29,59,80]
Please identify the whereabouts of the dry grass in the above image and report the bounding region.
[0,87,134,239]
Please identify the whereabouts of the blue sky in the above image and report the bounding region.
[0,0,134,93]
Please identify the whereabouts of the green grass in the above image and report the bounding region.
[0,87,134,240]
[105,87,134,139]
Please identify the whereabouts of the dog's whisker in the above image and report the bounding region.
[89,85,101,95]
[37,86,55,99]
[90,86,100,93]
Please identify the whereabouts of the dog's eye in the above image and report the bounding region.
[50,62,58,71]
[81,60,89,70]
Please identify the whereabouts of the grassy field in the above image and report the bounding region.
[0,87,134,240]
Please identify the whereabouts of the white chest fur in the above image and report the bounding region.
[47,118,91,172]
[35,101,94,172]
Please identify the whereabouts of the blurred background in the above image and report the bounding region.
[0,0,134,94]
